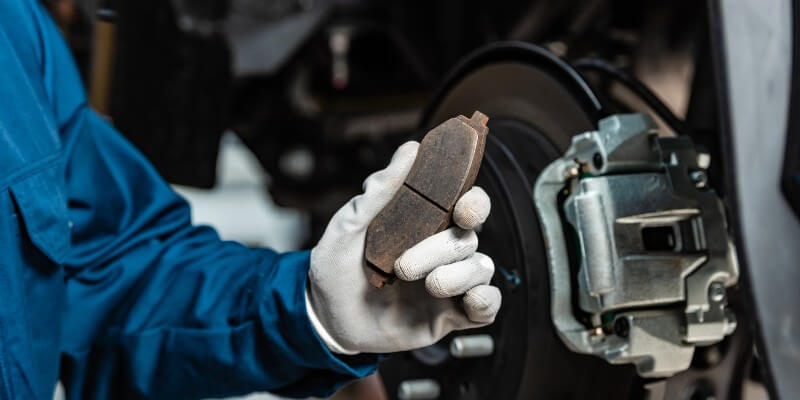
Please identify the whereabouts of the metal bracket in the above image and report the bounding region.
[533,114,739,377]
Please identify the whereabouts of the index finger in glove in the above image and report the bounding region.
[453,186,491,230]
[425,252,494,298]
[394,227,478,281]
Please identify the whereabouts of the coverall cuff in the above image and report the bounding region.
[257,250,380,397]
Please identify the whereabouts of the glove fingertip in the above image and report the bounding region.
[463,285,502,323]
[377,141,420,184]
[424,273,449,298]
[394,254,421,281]
[453,186,491,230]
[355,141,421,223]
[454,209,483,230]
[394,140,420,162]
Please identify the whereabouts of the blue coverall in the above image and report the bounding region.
[0,1,378,398]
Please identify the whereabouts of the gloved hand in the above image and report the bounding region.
[306,141,502,354]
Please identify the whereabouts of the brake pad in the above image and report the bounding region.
[365,111,489,288]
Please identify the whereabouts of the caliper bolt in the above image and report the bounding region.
[690,170,708,188]
[709,281,726,302]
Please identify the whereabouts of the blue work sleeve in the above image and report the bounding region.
[59,110,378,399]
[23,2,378,398]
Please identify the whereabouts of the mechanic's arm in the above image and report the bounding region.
[31,5,376,399]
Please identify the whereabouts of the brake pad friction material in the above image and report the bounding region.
[365,111,489,288]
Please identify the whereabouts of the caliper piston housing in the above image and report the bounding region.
[534,113,739,377]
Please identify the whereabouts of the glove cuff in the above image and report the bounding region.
[305,287,359,355]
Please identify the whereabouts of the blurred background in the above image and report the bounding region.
[47,0,716,245]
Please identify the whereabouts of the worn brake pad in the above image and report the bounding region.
[364,111,489,288]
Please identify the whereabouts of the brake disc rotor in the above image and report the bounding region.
[378,42,641,399]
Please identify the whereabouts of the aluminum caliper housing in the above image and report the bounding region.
[533,113,739,377]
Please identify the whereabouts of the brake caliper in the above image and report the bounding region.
[534,113,739,377]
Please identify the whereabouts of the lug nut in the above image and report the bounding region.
[398,379,440,400]
[450,334,494,358]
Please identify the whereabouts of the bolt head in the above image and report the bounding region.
[564,166,579,178]
[690,170,708,188]
[709,282,726,302]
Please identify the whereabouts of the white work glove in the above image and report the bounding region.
[307,141,501,354]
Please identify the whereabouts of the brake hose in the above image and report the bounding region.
[573,58,690,136]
